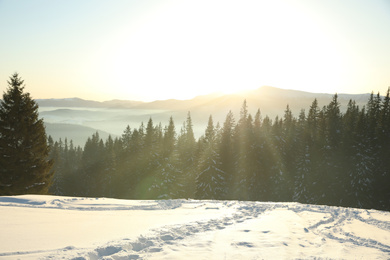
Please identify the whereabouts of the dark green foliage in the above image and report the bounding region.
[195,115,226,199]
[48,94,390,211]
[0,73,53,195]
[219,111,235,199]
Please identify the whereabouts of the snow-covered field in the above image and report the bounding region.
[0,195,389,259]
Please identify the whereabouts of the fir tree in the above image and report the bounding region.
[0,73,53,195]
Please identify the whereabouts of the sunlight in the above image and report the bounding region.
[92,0,351,100]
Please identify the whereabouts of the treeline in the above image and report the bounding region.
[49,92,390,211]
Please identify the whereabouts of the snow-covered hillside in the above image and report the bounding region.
[0,195,389,259]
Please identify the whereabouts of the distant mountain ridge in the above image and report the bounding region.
[36,97,144,108]
[37,87,374,146]
[37,86,372,111]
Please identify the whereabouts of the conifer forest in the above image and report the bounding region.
[48,92,390,211]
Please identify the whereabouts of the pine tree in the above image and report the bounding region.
[0,73,53,195]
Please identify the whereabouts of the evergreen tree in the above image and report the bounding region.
[279,105,297,201]
[195,115,225,199]
[375,88,390,209]
[293,109,310,202]
[341,100,373,207]
[219,111,235,199]
[150,117,181,198]
[177,112,197,198]
[250,109,272,201]
[63,139,83,196]
[137,118,160,199]
[322,94,343,205]
[300,99,325,204]
[80,132,105,196]
[268,115,285,201]
[256,115,278,201]
[48,138,63,195]
[103,135,117,197]
[0,73,53,195]
[233,101,257,200]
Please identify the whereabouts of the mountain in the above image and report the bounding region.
[37,97,107,108]
[37,87,372,115]
[38,87,373,144]
[45,123,115,147]
[36,97,144,108]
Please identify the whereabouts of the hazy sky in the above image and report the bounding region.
[0,0,389,101]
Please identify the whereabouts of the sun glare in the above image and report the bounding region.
[90,0,352,101]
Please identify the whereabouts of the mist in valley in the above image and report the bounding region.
[39,86,371,146]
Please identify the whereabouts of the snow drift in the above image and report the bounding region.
[0,195,389,259]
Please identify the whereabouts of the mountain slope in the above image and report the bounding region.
[45,123,115,147]
[0,195,389,259]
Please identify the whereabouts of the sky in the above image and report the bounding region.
[0,0,389,102]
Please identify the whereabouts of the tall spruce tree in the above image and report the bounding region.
[81,132,105,196]
[219,111,235,199]
[0,73,53,195]
[195,115,225,199]
[323,94,343,205]
[376,88,390,209]
[177,112,197,198]
[233,100,257,200]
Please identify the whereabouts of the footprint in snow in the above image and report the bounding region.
[233,242,254,248]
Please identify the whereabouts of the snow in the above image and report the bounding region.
[0,195,389,259]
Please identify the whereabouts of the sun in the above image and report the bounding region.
[89,0,351,101]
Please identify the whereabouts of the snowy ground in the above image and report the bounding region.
[0,195,389,259]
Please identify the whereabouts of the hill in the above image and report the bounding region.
[45,123,115,147]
